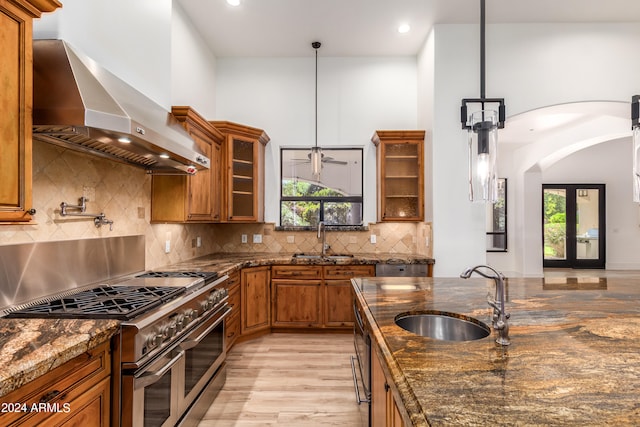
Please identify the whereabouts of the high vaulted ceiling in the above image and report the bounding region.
[178,0,640,57]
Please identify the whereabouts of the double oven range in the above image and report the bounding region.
[5,270,230,427]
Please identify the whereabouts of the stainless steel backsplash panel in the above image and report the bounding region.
[0,235,144,311]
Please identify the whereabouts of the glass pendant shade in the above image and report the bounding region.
[310,146,322,179]
[468,110,499,203]
[634,126,640,202]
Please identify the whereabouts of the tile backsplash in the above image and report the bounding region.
[0,141,432,270]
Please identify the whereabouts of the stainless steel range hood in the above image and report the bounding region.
[32,40,209,174]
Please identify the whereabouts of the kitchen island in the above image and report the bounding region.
[352,275,640,426]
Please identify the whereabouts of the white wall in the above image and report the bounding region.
[542,139,640,270]
[214,56,418,224]
[171,2,217,117]
[34,0,173,108]
[432,23,640,277]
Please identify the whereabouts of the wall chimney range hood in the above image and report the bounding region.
[32,40,209,174]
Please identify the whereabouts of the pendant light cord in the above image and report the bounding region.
[480,0,485,99]
[315,47,318,148]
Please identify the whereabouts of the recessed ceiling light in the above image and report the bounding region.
[226,0,240,6]
[398,23,410,34]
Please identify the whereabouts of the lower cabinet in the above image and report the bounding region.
[225,271,241,351]
[271,264,374,330]
[240,266,271,336]
[371,345,405,427]
[0,340,111,427]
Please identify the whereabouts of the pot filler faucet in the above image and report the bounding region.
[460,264,511,346]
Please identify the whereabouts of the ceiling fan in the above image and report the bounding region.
[291,151,348,166]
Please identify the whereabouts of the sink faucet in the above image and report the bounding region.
[460,264,510,346]
[317,221,330,256]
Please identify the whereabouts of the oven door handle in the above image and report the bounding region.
[180,306,232,351]
[135,350,184,390]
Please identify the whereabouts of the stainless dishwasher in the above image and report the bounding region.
[375,262,429,277]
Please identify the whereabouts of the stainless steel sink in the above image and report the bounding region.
[292,253,354,260]
[395,311,490,341]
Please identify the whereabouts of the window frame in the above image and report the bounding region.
[279,147,364,227]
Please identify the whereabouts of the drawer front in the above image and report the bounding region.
[324,265,375,280]
[225,311,240,350]
[271,265,322,279]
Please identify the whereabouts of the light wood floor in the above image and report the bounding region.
[198,333,364,426]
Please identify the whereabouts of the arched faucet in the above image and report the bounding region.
[460,265,510,346]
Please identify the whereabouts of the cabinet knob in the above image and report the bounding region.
[27,208,36,215]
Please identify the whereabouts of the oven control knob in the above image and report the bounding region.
[175,314,184,331]
[200,300,210,312]
[183,309,195,323]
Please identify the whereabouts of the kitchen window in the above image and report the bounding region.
[280,148,363,227]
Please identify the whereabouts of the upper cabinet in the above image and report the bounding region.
[212,121,270,223]
[372,130,425,222]
[151,106,224,222]
[0,0,61,223]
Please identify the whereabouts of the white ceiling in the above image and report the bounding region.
[178,0,640,57]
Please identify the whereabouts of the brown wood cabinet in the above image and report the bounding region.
[271,265,374,330]
[151,106,224,223]
[0,340,111,427]
[271,266,323,328]
[372,130,425,222]
[324,265,374,327]
[240,266,271,335]
[211,121,270,222]
[225,271,241,351]
[371,345,405,427]
[0,0,60,223]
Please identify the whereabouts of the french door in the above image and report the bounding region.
[542,184,605,269]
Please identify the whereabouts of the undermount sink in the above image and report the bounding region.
[395,311,490,342]
[292,253,354,260]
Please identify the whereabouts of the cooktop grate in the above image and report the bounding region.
[136,271,218,282]
[4,285,186,320]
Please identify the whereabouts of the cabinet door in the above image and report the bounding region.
[272,280,322,328]
[186,133,213,221]
[0,1,38,223]
[372,131,425,222]
[324,280,354,327]
[228,136,258,221]
[371,347,388,427]
[241,266,271,334]
[211,140,223,221]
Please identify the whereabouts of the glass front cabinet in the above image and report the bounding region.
[212,121,270,222]
[371,130,425,222]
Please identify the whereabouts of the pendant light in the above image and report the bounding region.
[460,0,505,203]
[632,95,640,202]
[311,41,322,180]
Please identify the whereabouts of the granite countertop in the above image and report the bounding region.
[159,252,434,276]
[0,318,119,397]
[352,276,640,426]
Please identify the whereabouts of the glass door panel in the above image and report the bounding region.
[543,184,605,269]
[575,188,599,260]
[543,188,567,261]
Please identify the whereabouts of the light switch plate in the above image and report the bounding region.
[253,234,263,244]
[241,234,248,243]
[165,240,171,253]
[370,234,377,244]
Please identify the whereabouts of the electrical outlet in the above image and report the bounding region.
[196,236,202,248]
[370,234,377,244]
[241,234,248,244]
[253,234,263,244]
[165,240,171,253]
[286,235,295,244]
